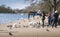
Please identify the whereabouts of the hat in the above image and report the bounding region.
[55,10,57,13]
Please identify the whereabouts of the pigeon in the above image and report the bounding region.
[9,32,13,36]
[46,29,49,32]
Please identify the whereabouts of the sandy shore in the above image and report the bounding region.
[0,25,60,37]
[0,16,60,37]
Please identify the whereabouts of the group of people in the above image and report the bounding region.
[41,10,59,28]
[28,10,59,28]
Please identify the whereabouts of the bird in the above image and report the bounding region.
[9,32,13,36]
[46,29,49,32]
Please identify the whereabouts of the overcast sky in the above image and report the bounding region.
[0,0,30,9]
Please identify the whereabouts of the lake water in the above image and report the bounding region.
[0,13,29,24]
[0,13,60,24]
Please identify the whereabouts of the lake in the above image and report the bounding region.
[0,13,29,24]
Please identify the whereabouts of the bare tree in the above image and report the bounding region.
[24,0,60,13]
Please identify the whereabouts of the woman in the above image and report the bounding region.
[48,12,52,27]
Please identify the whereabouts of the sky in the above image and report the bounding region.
[0,0,30,9]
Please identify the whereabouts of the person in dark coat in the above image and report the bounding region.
[28,11,32,19]
[28,11,36,19]
[42,11,46,28]
[52,11,59,28]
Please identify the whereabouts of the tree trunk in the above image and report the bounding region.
[54,0,56,12]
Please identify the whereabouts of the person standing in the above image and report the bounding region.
[37,10,42,16]
[48,12,52,27]
[42,11,46,28]
[52,10,59,28]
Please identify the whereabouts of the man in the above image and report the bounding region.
[52,10,59,28]
[28,10,36,19]
[42,11,46,28]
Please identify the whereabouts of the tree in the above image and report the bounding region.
[0,5,15,13]
[24,0,60,13]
